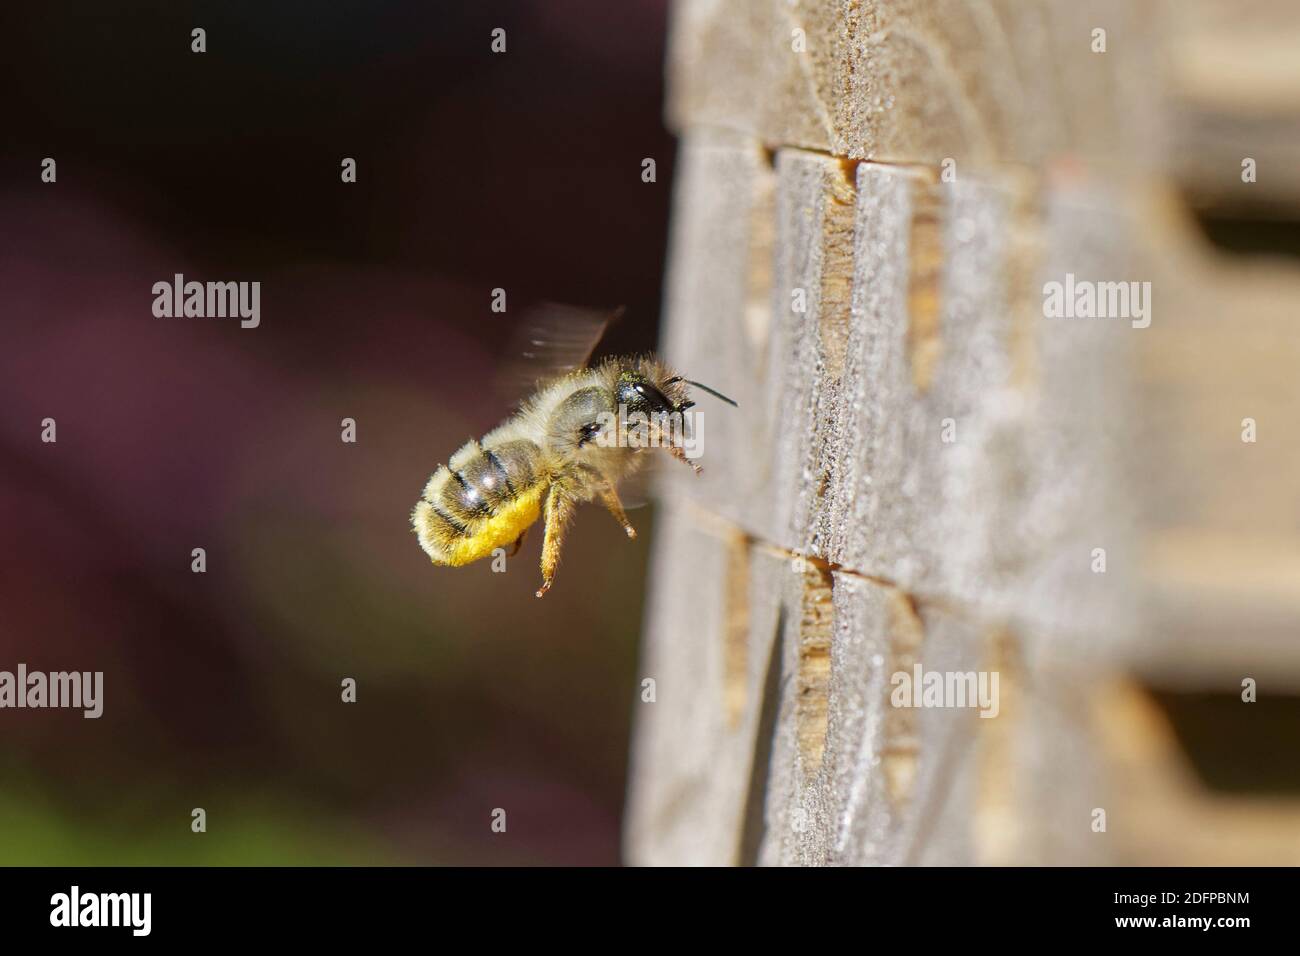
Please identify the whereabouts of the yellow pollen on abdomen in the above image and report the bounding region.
[438,483,546,567]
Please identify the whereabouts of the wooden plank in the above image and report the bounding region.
[624,507,790,866]
[658,129,778,538]
[1131,218,1300,685]
[634,0,1300,867]
[1168,1,1300,213]
[666,0,1166,174]
[665,0,844,152]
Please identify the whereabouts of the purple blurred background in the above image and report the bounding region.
[0,0,674,864]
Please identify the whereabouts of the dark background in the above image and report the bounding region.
[0,0,674,864]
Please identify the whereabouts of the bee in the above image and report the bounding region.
[411,308,735,597]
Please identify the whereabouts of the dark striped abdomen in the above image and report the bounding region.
[412,438,542,562]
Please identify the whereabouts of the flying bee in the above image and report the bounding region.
[411,306,735,597]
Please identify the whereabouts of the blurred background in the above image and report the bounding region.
[0,0,674,865]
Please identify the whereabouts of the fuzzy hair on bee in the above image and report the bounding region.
[412,351,731,597]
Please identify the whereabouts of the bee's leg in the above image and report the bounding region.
[508,528,528,557]
[598,484,637,539]
[666,442,703,476]
[536,486,574,598]
[646,419,703,476]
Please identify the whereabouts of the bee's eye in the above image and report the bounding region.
[618,378,673,413]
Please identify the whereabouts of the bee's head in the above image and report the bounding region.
[615,369,688,416]
[615,361,738,416]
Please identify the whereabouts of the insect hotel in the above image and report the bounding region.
[626,0,1300,865]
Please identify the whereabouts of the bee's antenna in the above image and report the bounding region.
[668,377,737,408]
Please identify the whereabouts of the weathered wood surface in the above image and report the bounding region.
[628,0,1300,866]
[1167,1,1300,215]
[665,0,1164,172]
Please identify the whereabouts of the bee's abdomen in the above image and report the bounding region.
[475,438,538,495]
[412,437,544,565]
[446,438,539,516]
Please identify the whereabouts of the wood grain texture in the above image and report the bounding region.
[629,0,1300,866]
[666,0,1166,172]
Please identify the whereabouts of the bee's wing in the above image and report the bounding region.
[608,449,692,511]
[613,453,659,510]
[494,303,624,405]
